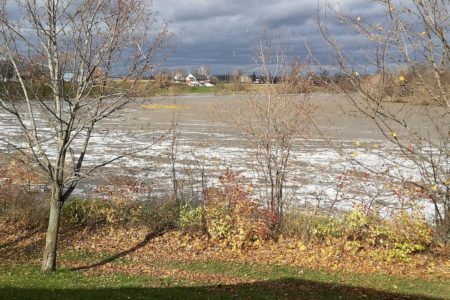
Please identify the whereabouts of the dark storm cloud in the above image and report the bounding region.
[153,0,387,74]
[2,0,386,74]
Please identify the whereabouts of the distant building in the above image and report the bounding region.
[251,73,263,84]
[239,75,252,84]
[185,73,210,86]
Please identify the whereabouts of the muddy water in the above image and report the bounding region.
[0,93,445,215]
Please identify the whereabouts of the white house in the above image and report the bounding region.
[185,73,211,86]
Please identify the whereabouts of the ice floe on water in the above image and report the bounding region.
[0,103,443,220]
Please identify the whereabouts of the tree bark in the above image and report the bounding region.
[41,186,63,272]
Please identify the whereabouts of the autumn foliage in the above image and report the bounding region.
[0,155,46,227]
[203,170,278,250]
[0,158,445,276]
[310,209,432,261]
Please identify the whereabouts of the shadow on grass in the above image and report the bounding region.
[0,278,439,300]
[0,228,40,251]
[70,227,170,271]
[0,229,46,262]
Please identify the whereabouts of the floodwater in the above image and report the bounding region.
[0,93,446,216]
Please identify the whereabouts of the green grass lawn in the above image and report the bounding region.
[148,84,215,96]
[1,261,448,300]
[171,84,236,95]
[150,83,247,96]
[180,86,218,94]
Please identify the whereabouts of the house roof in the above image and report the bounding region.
[189,73,208,81]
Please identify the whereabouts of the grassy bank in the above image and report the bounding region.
[0,80,245,99]
[1,219,449,300]
[0,81,328,100]
[150,83,247,96]
[1,162,449,299]
[1,262,449,300]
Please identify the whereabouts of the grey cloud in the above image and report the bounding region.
[153,0,388,73]
[2,0,387,74]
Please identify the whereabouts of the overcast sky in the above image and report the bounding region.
[153,0,387,74]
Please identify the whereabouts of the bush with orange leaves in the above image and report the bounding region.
[0,155,47,227]
[204,170,278,250]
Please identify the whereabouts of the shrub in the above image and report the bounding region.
[179,204,204,232]
[0,192,48,228]
[204,170,278,250]
[61,176,178,229]
[61,196,181,230]
[61,193,185,231]
[281,206,433,260]
[310,215,343,240]
[62,198,135,228]
[0,155,47,228]
[139,198,179,230]
[305,208,433,260]
[386,211,433,255]
[281,211,341,240]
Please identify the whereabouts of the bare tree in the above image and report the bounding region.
[169,100,181,202]
[154,70,172,88]
[196,65,211,77]
[0,59,14,81]
[319,0,449,241]
[222,33,312,223]
[173,68,188,81]
[231,69,246,90]
[0,0,169,271]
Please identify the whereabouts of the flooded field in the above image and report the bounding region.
[0,93,444,215]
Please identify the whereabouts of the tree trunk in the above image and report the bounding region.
[444,208,450,245]
[41,186,63,272]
